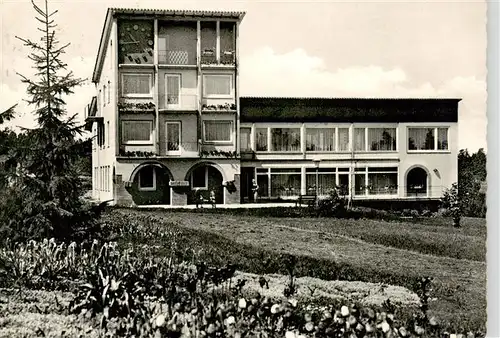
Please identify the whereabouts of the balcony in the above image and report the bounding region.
[159,94,199,111]
[165,141,199,156]
[159,50,196,66]
[158,22,197,66]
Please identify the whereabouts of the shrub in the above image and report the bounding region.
[316,188,347,217]
[441,183,461,227]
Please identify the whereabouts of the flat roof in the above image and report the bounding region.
[240,97,461,123]
[110,7,245,20]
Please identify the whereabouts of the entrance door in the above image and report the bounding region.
[240,167,255,203]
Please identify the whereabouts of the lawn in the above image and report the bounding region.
[111,208,486,332]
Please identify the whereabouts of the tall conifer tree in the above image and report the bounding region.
[0,0,102,242]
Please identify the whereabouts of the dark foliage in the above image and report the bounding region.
[457,149,486,218]
[0,0,103,244]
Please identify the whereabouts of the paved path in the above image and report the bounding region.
[137,202,299,209]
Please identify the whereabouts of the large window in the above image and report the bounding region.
[256,128,268,151]
[305,168,337,195]
[306,128,335,151]
[204,121,232,142]
[305,127,351,152]
[203,75,232,97]
[270,168,301,197]
[355,127,396,151]
[121,73,153,98]
[354,167,398,196]
[138,166,156,191]
[240,127,252,152]
[122,120,153,144]
[271,128,301,152]
[408,127,449,151]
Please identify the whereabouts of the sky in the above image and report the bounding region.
[0,0,487,152]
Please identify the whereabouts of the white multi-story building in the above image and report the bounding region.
[86,7,459,208]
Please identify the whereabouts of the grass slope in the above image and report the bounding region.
[112,209,486,331]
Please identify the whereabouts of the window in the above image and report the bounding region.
[165,74,181,107]
[138,166,156,191]
[256,128,268,151]
[240,127,252,152]
[204,121,232,142]
[107,81,111,104]
[354,128,365,151]
[271,128,301,152]
[408,127,449,151]
[354,167,398,196]
[437,128,448,150]
[121,120,153,144]
[166,122,181,154]
[94,167,98,191]
[355,127,396,151]
[306,128,335,151]
[106,121,110,147]
[105,166,109,192]
[270,168,301,197]
[306,168,337,195]
[203,75,232,97]
[192,166,207,188]
[121,73,153,97]
[103,85,106,106]
[368,128,396,151]
[338,128,350,151]
[98,122,105,147]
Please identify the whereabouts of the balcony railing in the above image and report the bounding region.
[220,50,235,65]
[159,94,199,111]
[165,141,199,155]
[158,50,196,65]
[200,50,217,65]
[200,49,236,66]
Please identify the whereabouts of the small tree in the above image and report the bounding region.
[0,0,103,243]
[441,183,461,227]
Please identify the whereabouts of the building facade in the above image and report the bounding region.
[86,8,460,207]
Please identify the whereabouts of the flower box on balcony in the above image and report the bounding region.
[118,101,155,113]
[201,103,237,111]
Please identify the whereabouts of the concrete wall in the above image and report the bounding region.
[92,19,118,203]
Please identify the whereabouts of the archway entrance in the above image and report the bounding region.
[406,167,428,197]
[186,164,224,205]
[128,163,172,205]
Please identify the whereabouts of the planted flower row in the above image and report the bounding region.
[0,238,483,337]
